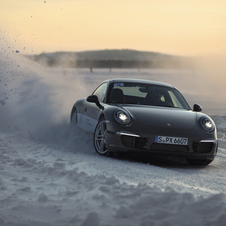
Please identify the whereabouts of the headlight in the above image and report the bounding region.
[114,110,131,125]
[200,117,215,133]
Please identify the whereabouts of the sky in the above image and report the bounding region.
[0,0,226,56]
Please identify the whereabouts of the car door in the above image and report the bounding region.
[82,82,107,133]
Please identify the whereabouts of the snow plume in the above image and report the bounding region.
[29,52,78,68]
[0,51,91,148]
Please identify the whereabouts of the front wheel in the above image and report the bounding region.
[186,158,214,165]
[94,118,110,156]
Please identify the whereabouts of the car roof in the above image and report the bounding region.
[103,78,174,88]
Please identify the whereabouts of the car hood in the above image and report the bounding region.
[123,105,197,129]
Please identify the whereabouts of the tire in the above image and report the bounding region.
[71,108,78,127]
[186,158,214,165]
[94,118,110,156]
[187,142,218,166]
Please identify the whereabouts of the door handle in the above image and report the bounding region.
[85,107,87,112]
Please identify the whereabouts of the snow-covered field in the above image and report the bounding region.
[1,52,226,226]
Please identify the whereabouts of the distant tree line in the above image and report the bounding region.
[27,50,193,69]
[76,59,191,69]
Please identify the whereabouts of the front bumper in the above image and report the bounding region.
[106,123,218,160]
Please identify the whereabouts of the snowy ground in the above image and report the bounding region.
[1,52,226,226]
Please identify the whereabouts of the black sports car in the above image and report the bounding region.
[71,79,218,165]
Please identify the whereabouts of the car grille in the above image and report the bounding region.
[150,143,189,153]
[121,135,147,149]
[192,142,214,153]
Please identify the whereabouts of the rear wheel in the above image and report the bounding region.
[71,108,78,126]
[94,118,110,156]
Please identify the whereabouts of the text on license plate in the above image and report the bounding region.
[155,136,188,145]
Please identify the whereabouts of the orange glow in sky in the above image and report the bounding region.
[1,0,226,56]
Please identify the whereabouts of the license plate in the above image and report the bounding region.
[155,136,188,145]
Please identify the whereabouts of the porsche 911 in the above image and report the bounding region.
[70,79,218,165]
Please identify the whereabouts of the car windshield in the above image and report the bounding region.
[107,82,191,110]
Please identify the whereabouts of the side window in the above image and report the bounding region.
[93,83,107,102]
[160,95,165,102]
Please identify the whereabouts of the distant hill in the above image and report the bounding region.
[27,49,193,69]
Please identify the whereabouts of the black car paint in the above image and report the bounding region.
[71,78,218,163]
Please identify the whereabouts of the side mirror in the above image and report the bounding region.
[87,95,98,103]
[193,103,202,112]
[86,95,104,110]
